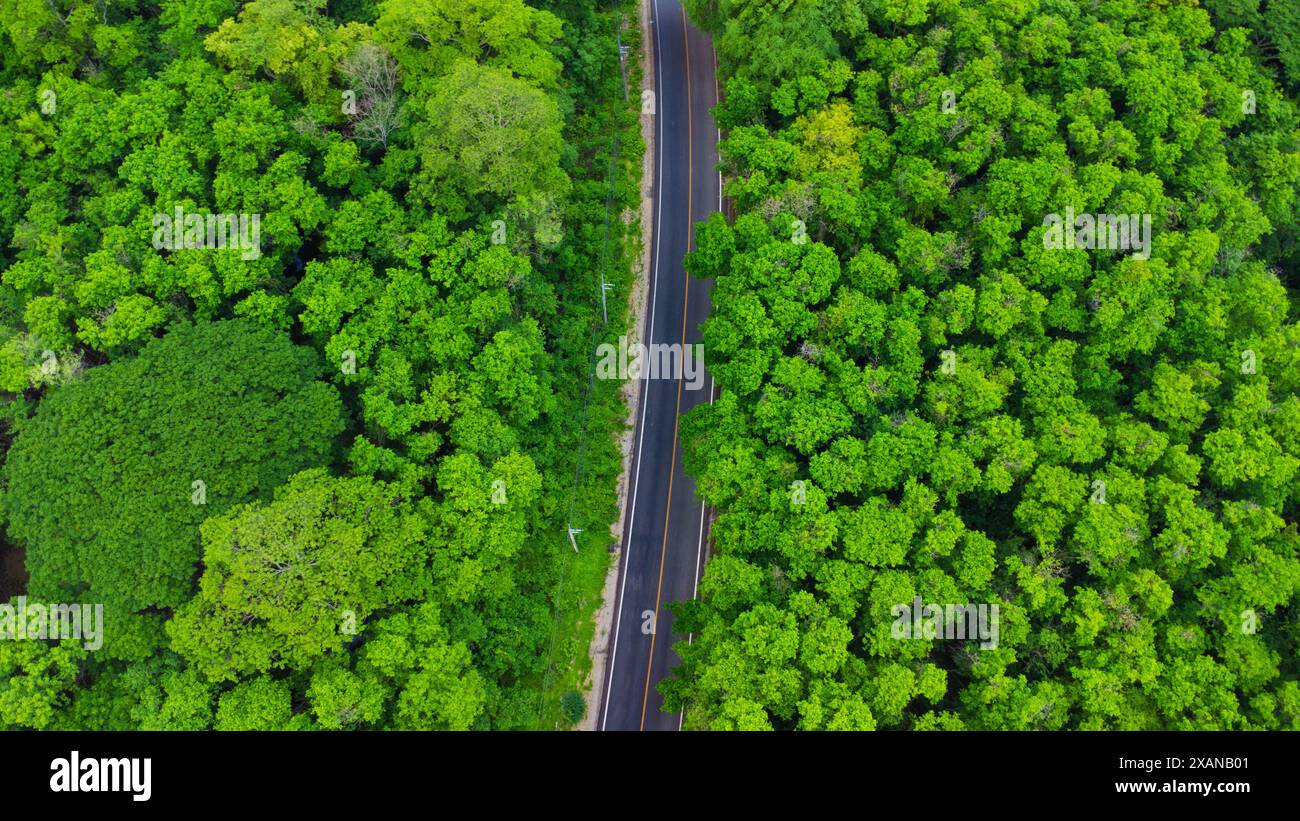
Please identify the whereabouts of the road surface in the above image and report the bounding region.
[599,0,720,732]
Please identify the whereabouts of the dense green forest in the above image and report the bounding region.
[0,0,642,730]
[666,0,1300,729]
[4,0,1298,735]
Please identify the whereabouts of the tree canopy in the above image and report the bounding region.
[667,0,1300,730]
[3,320,344,619]
[0,0,641,730]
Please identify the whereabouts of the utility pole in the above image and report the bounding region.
[601,280,616,324]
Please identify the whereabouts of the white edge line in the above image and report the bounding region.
[602,0,666,732]
[679,373,715,732]
[679,37,724,734]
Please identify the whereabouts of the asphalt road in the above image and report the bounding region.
[599,0,720,732]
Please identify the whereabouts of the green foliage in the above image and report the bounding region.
[418,62,570,227]
[168,470,433,682]
[672,0,1300,730]
[375,0,564,94]
[0,636,86,729]
[560,689,587,725]
[0,0,639,730]
[2,320,344,619]
[216,677,314,731]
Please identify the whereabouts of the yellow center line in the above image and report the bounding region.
[639,1,695,731]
